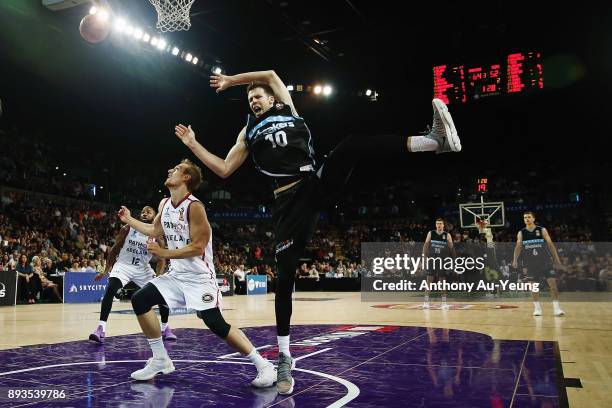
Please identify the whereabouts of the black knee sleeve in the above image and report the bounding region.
[131,283,165,316]
[197,308,231,338]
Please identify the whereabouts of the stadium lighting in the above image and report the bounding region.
[172,47,180,56]
[313,85,322,95]
[156,39,167,50]
[287,85,294,91]
[97,9,109,21]
[133,28,143,40]
[185,53,193,62]
[323,85,332,96]
[213,67,222,74]
[114,18,127,32]
[192,57,199,65]
[142,33,150,42]
[89,6,97,15]
[151,37,159,46]
[55,166,59,170]
[365,89,372,96]
[125,25,134,35]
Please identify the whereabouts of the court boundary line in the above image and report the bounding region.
[509,341,530,408]
[0,358,359,408]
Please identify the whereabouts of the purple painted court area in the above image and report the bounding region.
[0,325,566,407]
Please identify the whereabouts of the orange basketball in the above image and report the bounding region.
[79,14,111,44]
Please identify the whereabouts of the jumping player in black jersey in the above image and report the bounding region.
[422,218,456,309]
[512,211,565,316]
[174,69,462,394]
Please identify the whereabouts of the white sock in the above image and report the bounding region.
[533,301,541,309]
[161,322,168,331]
[277,336,291,357]
[98,321,106,331]
[408,136,439,152]
[147,337,168,360]
[553,301,560,310]
[247,349,269,371]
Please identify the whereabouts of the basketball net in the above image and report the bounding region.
[149,0,195,32]
[476,219,494,244]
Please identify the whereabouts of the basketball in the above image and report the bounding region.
[79,14,111,44]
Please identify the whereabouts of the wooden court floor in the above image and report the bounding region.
[1,292,611,407]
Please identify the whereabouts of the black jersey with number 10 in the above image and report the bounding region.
[245,103,316,178]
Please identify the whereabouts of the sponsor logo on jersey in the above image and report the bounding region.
[536,229,541,236]
[255,120,295,137]
[178,208,185,221]
[202,293,214,303]
[275,103,285,110]
[163,221,186,232]
[275,239,294,253]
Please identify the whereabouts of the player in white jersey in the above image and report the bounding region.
[118,159,276,386]
[89,206,177,343]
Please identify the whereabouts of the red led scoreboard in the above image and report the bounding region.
[433,51,543,104]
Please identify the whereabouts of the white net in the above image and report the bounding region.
[149,0,195,32]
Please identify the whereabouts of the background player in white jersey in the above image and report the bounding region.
[174,69,461,394]
[118,159,276,386]
[89,206,176,343]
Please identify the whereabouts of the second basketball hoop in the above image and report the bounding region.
[149,0,195,32]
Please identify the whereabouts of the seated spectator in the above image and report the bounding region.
[32,256,61,302]
[298,263,310,279]
[308,264,319,281]
[16,254,37,303]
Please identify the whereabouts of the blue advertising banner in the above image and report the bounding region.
[63,272,108,303]
[0,272,17,306]
[246,275,267,295]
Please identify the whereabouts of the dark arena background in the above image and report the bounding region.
[1,1,611,407]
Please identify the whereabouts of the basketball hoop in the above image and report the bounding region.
[149,0,195,32]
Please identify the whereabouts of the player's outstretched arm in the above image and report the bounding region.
[210,70,298,117]
[175,124,248,179]
[118,205,163,238]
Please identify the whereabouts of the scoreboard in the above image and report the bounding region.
[433,51,543,104]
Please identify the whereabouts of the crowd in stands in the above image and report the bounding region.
[1,127,611,304]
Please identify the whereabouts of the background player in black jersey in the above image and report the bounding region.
[174,69,462,394]
[422,218,456,309]
[512,211,565,316]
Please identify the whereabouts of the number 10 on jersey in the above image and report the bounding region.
[265,131,288,148]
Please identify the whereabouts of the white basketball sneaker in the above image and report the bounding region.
[131,357,175,381]
[553,306,565,316]
[425,98,462,153]
[251,362,277,388]
[533,305,543,316]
